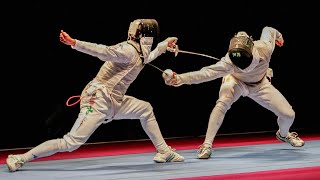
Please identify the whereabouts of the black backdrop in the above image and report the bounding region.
[2,1,318,149]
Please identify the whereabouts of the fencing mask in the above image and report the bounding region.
[228,31,254,71]
[128,19,160,62]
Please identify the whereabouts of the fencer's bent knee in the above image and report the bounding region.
[217,88,235,112]
[278,108,295,121]
[215,100,231,114]
[140,101,155,120]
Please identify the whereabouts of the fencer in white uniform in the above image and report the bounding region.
[6,19,184,172]
[164,26,305,159]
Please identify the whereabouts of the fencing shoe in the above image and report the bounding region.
[276,130,305,147]
[197,144,212,159]
[6,154,25,172]
[153,146,184,163]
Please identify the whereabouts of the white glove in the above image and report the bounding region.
[162,69,183,87]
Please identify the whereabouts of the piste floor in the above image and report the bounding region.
[1,131,319,180]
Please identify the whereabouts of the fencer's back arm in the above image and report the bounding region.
[260,26,283,53]
[73,40,133,63]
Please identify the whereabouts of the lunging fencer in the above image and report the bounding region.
[163,26,304,159]
[6,19,184,172]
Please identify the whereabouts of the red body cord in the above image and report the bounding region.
[66,95,82,106]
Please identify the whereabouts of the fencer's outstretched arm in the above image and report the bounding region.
[164,59,234,87]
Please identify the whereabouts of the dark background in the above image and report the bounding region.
[2,1,318,149]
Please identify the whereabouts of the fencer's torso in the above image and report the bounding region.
[96,42,144,103]
[178,26,278,85]
[73,40,144,104]
[73,39,167,104]
[231,40,272,83]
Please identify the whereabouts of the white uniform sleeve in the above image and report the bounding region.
[72,40,134,63]
[143,41,168,64]
[259,26,283,53]
[178,58,234,85]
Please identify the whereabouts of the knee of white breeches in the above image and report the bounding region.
[60,141,81,152]
[60,136,84,152]
[278,109,295,121]
[140,102,155,120]
[215,100,231,114]
[67,144,81,152]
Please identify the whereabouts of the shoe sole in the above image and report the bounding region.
[154,160,184,163]
[198,153,211,159]
[153,158,184,163]
[153,155,184,163]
